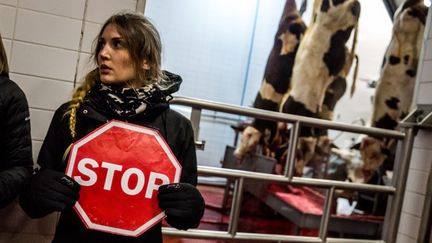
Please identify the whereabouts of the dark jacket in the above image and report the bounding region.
[29,74,198,242]
[0,73,33,208]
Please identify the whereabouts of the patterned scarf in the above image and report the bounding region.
[87,81,172,118]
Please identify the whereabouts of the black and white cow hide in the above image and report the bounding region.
[234,0,306,160]
[359,0,427,183]
[280,0,360,176]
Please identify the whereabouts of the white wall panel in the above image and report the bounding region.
[413,129,432,149]
[32,140,43,164]
[420,60,432,82]
[86,0,136,24]
[15,9,82,50]
[406,169,429,195]
[76,52,95,82]
[396,233,416,243]
[417,82,432,104]
[146,0,256,105]
[2,38,11,60]
[10,41,78,81]
[0,4,16,38]
[398,212,421,239]
[402,191,425,217]
[18,0,85,19]
[29,108,54,141]
[0,0,16,6]
[424,39,432,61]
[81,21,101,53]
[410,148,432,172]
[10,73,73,110]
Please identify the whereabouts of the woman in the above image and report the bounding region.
[0,33,33,209]
[19,12,204,242]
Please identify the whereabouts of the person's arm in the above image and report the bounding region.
[178,119,198,186]
[0,83,32,208]
[19,104,80,218]
[158,115,204,230]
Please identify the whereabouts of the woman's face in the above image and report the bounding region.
[97,24,137,85]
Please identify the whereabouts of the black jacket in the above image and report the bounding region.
[0,73,33,208]
[25,74,199,242]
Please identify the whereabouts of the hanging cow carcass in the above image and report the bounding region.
[358,0,427,183]
[280,0,361,176]
[234,0,306,160]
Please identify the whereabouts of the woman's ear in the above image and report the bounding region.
[142,60,150,70]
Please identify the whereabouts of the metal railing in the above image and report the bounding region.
[162,96,414,243]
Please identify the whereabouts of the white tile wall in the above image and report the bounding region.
[14,9,82,50]
[0,4,16,39]
[402,191,425,217]
[10,41,78,81]
[410,148,432,172]
[396,233,416,243]
[86,0,137,24]
[76,52,95,82]
[2,38,12,60]
[0,0,16,6]
[18,0,85,19]
[417,82,432,104]
[424,39,432,61]
[420,60,432,82]
[10,73,73,110]
[29,108,54,141]
[406,169,429,194]
[81,21,101,53]
[398,212,421,239]
[32,140,43,164]
[413,129,432,149]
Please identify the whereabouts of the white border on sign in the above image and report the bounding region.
[75,203,166,237]
[66,120,182,237]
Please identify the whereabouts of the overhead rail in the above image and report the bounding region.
[163,96,414,243]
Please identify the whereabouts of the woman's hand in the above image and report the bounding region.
[19,169,81,218]
[158,183,205,230]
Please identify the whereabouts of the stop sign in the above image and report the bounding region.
[65,120,182,237]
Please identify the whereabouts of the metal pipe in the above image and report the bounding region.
[382,127,416,243]
[136,0,146,13]
[171,96,405,139]
[285,121,300,179]
[162,228,386,243]
[319,187,335,241]
[198,166,396,193]
[190,107,202,141]
[228,178,244,236]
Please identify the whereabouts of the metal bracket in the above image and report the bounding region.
[400,105,432,129]
[195,140,206,150]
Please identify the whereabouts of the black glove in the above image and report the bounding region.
[158,183,205,230]
[19,169,81,218]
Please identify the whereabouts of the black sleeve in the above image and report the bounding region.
[0,81,33,208]
[165,111,198,186]
[178,119,198,186]
[19,104,73,217]
[37,103,71,172]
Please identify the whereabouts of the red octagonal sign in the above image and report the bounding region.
[65,120,181,237]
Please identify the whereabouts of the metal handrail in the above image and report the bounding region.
[162,96,412,243]
[171,96,405,139]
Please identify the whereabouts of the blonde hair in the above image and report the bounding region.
[67,12,164,138]
[0,33,9,74]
